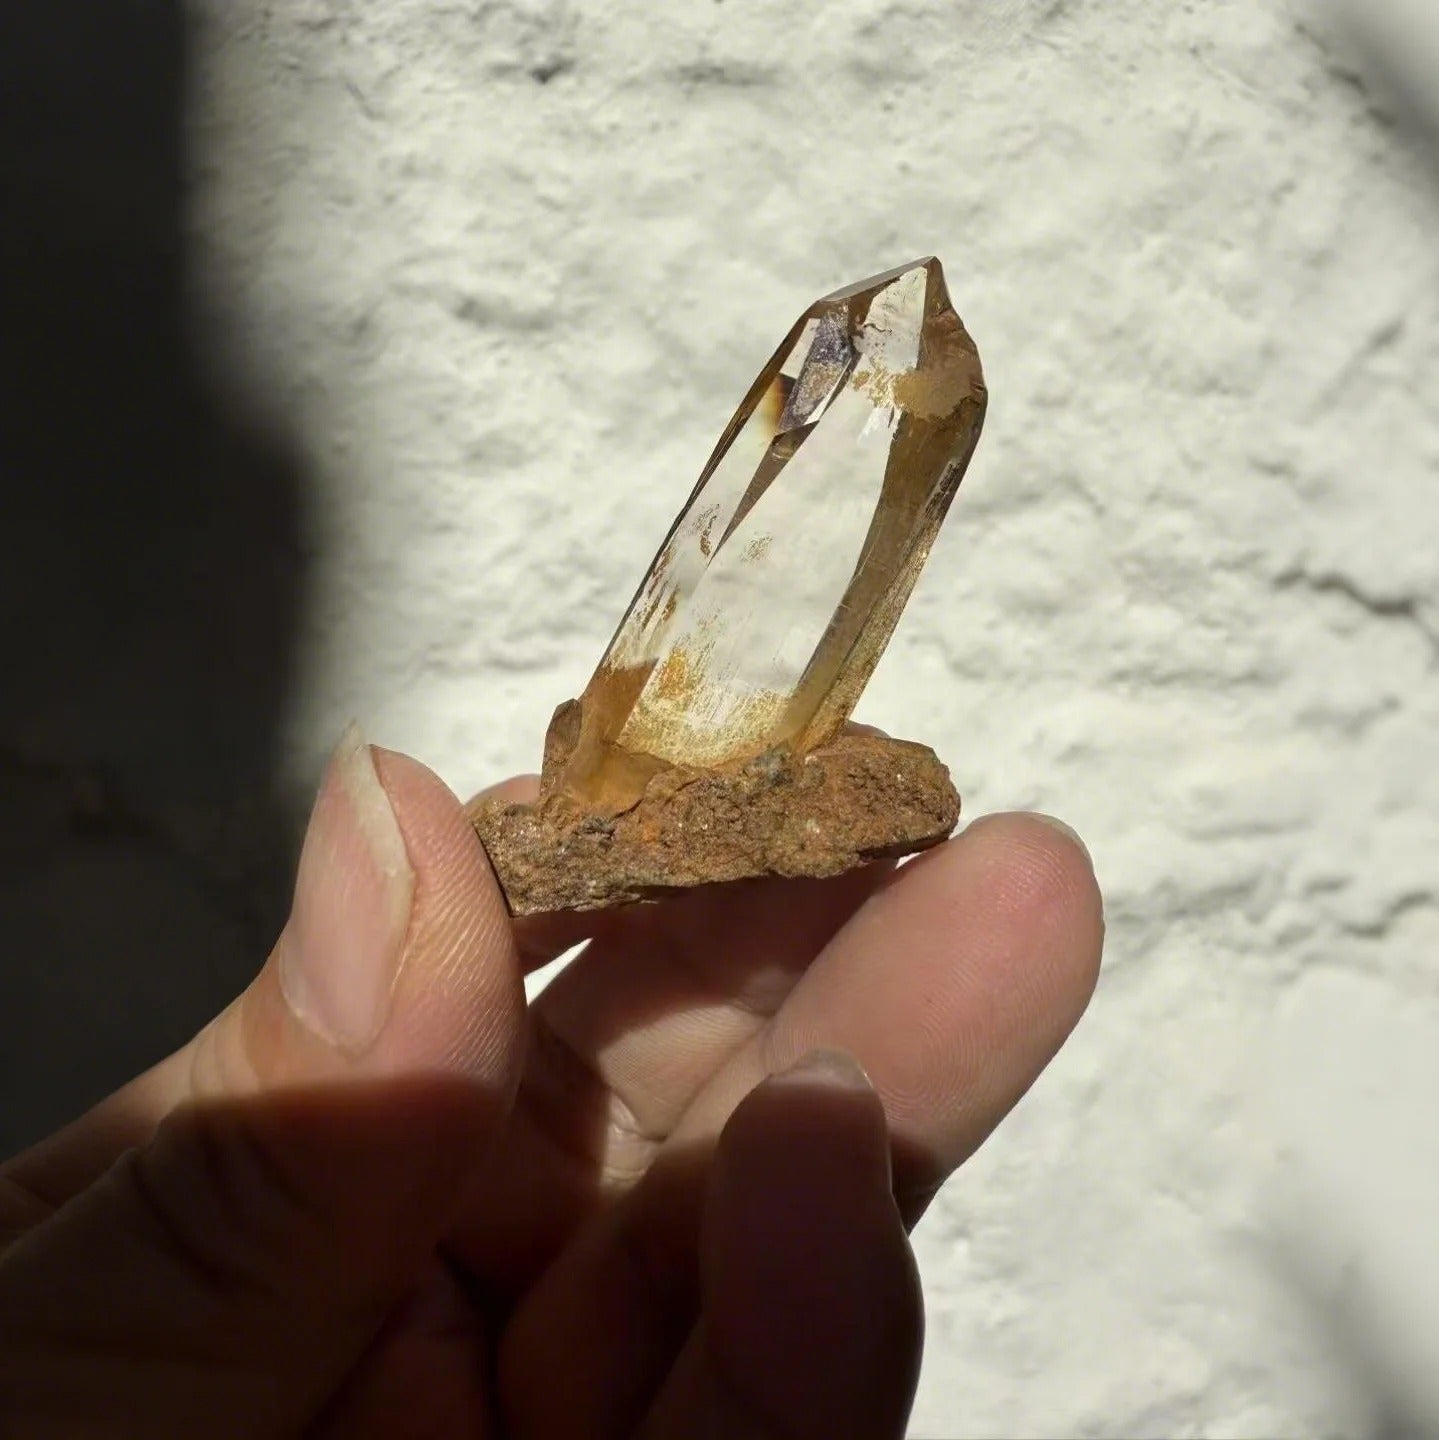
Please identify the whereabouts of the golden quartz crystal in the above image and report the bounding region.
[472,258,987,914]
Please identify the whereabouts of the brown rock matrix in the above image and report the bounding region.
[472,722,959,914]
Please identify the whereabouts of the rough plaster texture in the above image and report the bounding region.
[6,0,1439,1435]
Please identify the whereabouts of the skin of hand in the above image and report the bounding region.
[0,726,1103,1439]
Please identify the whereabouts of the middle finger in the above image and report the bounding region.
[496,814,1103,1440]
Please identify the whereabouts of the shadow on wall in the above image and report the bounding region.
[1271,11,1439,1435]
[1265,1226,1439,1440]
[0,3,311,1154]
[1317,0,1439,195]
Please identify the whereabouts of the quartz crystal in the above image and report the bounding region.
[555,257,986,812]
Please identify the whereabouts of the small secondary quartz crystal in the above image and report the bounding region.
[473,257,986,914]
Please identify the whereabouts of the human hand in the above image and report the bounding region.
[0,727,1102,1438]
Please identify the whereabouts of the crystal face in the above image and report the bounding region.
[558,257,986,811]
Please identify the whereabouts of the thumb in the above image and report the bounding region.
[0,726,526,1438]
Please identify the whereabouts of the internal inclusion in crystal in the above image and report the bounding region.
[556,257,986,813]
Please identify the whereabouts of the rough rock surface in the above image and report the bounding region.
[6,1,1439,1435]
[472,727,959,913]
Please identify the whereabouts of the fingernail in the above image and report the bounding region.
[776,1048,876,1093]
[771,1049,891,1186]
[278,723,415,1051]
[1032,813,1092,864]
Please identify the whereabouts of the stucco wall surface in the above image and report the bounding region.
[15,1,1439,1435]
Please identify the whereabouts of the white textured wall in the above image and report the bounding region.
[187,2,1439,1433]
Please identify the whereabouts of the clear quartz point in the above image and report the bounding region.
[556,257,986,812]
